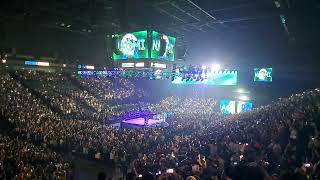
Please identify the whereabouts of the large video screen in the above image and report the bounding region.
[151,31,176,61]
[112,31,149,60]
[254,68,272,82]
[237,101,253,113]
[220,100,236,115]
[172,70,237,85]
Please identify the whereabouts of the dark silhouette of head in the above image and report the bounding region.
[97,172,106,180]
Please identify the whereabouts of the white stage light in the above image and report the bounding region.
[239,95,249,101]
[212,64,221,71]
[37,62,50,67]
[237,89,244,93]
[85,65,95,70]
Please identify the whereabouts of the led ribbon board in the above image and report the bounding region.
[151,62,167,69]
[112,31,149,60]
[254,68,272,82]
[172,70,237,85]
[25,61,50,67]
[121,63,135,68]
[151,31,176,61]
[78,64,95,70]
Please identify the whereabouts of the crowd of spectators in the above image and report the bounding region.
[149,96,219,120]
[76,75,145,102]
[1,67,320,179]
[0,134,70,180]
[14,70,93,120]
[14,70,136,121]
[0,70,71,179]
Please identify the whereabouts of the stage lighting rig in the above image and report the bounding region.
[239,95,249,101]
[237,89,244,93]
[235,88,250,94]
[211,64,221,71]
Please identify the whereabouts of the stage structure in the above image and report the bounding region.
[112,111,168,128]
[77,68,238,85]
[172,65,237,85]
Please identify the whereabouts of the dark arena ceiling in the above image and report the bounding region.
[1,0,283,41]
[0,0,319,65]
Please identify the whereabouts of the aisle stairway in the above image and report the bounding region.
[8,70,64,115]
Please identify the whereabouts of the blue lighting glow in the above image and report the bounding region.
[25,61,38,66]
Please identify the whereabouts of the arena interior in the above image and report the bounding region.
[1,0,320,180]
